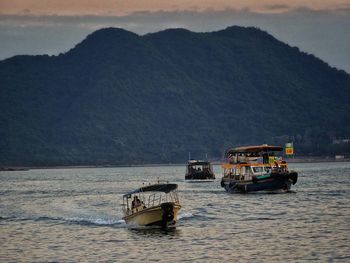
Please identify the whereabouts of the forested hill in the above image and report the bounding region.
[1,26,350,166]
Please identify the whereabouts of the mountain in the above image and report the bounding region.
[1,26,350,166]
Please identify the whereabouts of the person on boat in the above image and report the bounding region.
[136,196,142,207]
[238,153,246,163]
[263,153,269,164]
[280,160,287,172]
[136,196,146,208]
[228,153,234,163]
[132,196,142,210]
[273,161,279,172]
[131,196,137,209]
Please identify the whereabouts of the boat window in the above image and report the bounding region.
[190,165,203,171]
[252,167,264,173]
[264,166,271,173]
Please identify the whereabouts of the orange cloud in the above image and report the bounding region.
[0,0,347,16]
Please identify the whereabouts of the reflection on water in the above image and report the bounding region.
[130,226,181,237]
[1,162,350,262]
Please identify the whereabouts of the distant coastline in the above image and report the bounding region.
[283,157,350,164]
[1,156,350,171]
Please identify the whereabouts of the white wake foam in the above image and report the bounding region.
[67,217,126,226]
[177,212,194,220]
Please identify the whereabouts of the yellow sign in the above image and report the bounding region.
[285,148,294,155]
[285,143,294,155]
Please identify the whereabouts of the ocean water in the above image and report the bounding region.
[1,162,350,262]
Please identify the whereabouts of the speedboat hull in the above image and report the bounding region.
[221,171,298,193]
[123,202,181,227]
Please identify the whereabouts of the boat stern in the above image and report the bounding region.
[123,202,181,228]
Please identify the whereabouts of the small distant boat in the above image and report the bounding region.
[185,160,215,181]
[122,183,181,228]
[220,144,298,193]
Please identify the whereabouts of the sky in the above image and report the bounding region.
[0,0,350,72]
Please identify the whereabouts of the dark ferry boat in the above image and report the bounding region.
[185,160,215,181]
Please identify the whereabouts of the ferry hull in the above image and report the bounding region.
[221,172,298,193]
[185,172,215,180]
[123,202,181,227]
[185,179,215,183]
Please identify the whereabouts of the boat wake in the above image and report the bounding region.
[2,209,200,228]
[1,215,127,227]
[65,217,126,227]
[2,211,195,227]
[177,212,194,221]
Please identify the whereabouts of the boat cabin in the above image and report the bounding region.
[222,145,288,181]
[225,144,283,165]
[187,160,212,173]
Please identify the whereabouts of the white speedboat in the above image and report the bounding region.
[122,183,181,228]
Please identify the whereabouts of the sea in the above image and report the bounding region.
[1,162,350,262]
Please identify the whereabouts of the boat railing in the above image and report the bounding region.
[122,203,134,216]
[222,162,288,170]
[147,193,162,207]
[146,191,179,207]
[169,191,180,204]
[122,203,128,214]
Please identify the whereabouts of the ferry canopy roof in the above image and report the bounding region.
[123,183,178,197]
[187,160,211,165]
[225,144,283,156]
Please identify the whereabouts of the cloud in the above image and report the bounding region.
[265,4,289,10]
[0,0,348,16]
[261,4,290,13]
[20,9,31,15]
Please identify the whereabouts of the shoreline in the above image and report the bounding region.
[1,157,350,171]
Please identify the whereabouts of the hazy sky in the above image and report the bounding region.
[0,0,349,72]
[1,0,349,15]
